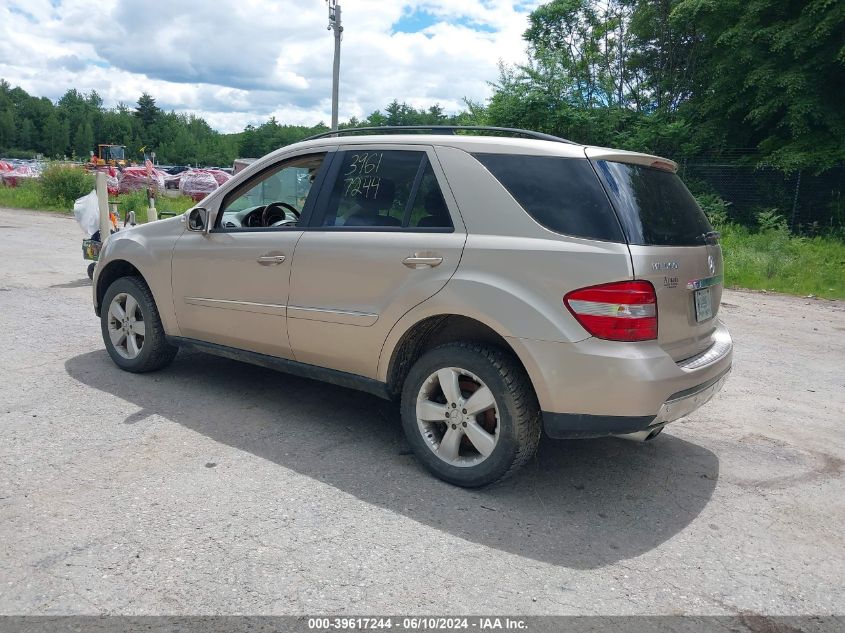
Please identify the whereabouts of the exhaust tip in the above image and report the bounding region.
[645,426,664,441]
[619,426,665,442]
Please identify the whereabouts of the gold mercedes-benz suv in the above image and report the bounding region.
[93,126,732,487]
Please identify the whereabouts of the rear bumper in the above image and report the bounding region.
[507,320,733,439]
[654,364,731,425]
[542,365,731,438]
[542,412,657,438]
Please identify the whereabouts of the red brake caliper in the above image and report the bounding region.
[459,379,497,450]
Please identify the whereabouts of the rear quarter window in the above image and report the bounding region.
[473,153,624,242]
[595,160,713,246]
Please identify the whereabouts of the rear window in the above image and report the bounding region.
[474,154,624,242]
[595,160,713,246]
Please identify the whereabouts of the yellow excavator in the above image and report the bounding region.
[91,144,128,167]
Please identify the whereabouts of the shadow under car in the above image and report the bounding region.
[65,349,719,570]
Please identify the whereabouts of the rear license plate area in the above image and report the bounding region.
[694,288,713,322]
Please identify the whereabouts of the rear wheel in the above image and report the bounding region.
[400,342,540,487]
[101,276,177,373]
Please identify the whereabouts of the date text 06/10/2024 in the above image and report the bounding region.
[307,617,528,630]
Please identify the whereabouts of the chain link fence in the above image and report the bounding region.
[678,156,844,235]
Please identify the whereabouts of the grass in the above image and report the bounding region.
[720,223,845,299]
[117,190,196,223]
[0,180,69,212]
[0,181,196,222]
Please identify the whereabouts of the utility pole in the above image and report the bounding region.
[328,1,343,133]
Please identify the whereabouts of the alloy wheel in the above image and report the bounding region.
[106,292,146,360]
[416,367,500,467]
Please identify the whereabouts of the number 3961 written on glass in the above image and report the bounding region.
[345,152,384,177]
[343,152,384,200]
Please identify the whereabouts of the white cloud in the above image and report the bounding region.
[0,0,539,132]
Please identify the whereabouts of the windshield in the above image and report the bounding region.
[594,160,712,246]
[106,146,125,160]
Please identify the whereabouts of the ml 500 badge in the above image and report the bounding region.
[652,261,679,271]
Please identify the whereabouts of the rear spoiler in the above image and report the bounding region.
[584,147,678,173]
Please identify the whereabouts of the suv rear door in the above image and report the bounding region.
[589,149,722,361]
[286,145,466,378]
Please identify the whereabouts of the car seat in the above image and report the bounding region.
[416,190,451,228]
[344,179,400,226]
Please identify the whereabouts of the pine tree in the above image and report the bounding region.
[42,113,62,157]
[73,119,94,158]
[19,118,34,150]
[134,93,160,128]
[0,109,14,149]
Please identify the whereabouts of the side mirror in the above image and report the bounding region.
[187,207,209,233]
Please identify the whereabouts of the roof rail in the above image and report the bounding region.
[304,125,575,145]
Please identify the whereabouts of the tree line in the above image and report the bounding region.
[487,0,843,171]
[0,84,241,166]
[1,0,842,171]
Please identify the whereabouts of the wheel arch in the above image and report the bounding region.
[381,313,546,408]
[94,256,178,335]
[95,259,142,314]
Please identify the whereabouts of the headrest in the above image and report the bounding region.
[424,189,448,215]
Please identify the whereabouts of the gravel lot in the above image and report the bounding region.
[1,207,843,616]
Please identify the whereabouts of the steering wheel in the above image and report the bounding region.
[262,202,300,227]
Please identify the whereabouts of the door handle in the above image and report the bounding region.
[257,254,286,265]
[403,254,443,269]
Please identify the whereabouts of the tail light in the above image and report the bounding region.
[649,159,677,173]
[564,281,657,342]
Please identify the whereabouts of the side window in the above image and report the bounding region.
[218,153,325,229]
[474,153,624,242]
[319,150,453,229]
[408,162,452,229]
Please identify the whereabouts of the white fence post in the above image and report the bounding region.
[96,171,110,242]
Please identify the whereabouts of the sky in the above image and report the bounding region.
[0,0,540,133]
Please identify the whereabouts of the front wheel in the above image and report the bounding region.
[101,276,177,373]
[400,343,541,487]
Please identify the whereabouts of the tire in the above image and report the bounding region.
[400,342,541,487]
[101,276,177,373]
[87,262,96,280]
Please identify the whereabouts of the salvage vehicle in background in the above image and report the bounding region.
[91,126,732,487]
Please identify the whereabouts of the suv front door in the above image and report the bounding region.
[287,145,466,377]
[171,150,332,359]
